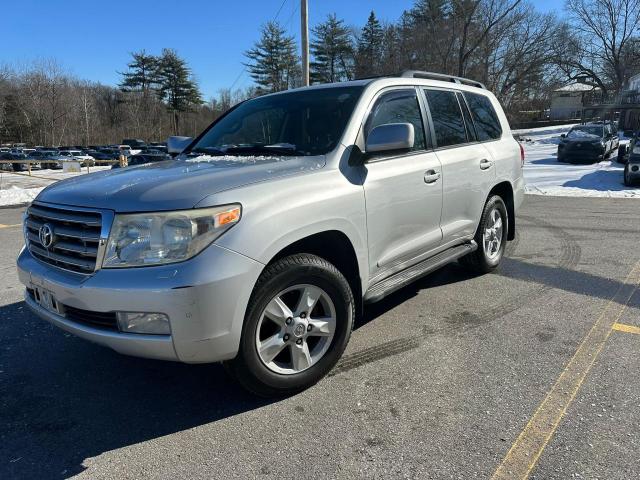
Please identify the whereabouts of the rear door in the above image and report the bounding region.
[362,87,443,281]
[422,88,496,243]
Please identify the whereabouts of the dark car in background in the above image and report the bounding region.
[557,123,619,163]
[0,152,28,171]
[623,134,640,186]
[122,138,147,149]
[111,152,171,169]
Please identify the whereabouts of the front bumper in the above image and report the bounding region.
[558,146,605,162]
[17,243,264,363]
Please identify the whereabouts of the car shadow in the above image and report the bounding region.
[2,250,637,479]
[563,169,637,192]
[0,300,276,479]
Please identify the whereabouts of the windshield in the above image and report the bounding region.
[188,86,364,157]
[567,126,603,139]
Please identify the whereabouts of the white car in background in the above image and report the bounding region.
[59,150,95,166]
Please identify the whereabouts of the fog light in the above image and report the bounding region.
[116,312,170,335]
[632,165,639,172]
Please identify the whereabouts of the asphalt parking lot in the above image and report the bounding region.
[1,195,639,479]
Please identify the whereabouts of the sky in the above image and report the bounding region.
[3,0,561,100]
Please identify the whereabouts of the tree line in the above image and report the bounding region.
[1,0,639,146]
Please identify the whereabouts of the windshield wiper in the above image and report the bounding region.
[188,146,228,156]
[224,144,305,156]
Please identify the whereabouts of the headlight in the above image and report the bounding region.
[102,204,241,268]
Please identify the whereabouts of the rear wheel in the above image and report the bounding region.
[624,165,633,186]
[224,254,354,397]
[461,195,508,274]
[617,145,628,164]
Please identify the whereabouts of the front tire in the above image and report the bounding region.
[461,195,508,274]
[224,254,354,397]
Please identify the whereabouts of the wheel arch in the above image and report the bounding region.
[264,230,364,318]
[487,181,515,241]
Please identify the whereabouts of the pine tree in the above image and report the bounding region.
[310,14,355,84]
[119,50,159,95]
[155,48,203,133]
[245,22,300,94]
[355,11,384,78]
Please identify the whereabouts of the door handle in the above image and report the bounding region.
[479,158,493,170]
[424,170,441,184]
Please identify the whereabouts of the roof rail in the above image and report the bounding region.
[400,70,486,89]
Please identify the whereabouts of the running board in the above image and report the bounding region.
[364,241,477,304]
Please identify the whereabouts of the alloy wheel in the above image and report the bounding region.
[255,284,336,375]
[483,208,503,260]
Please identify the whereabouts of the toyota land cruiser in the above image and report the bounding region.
[17,71,525,396]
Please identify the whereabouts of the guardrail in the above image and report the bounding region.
[0,159,121,176]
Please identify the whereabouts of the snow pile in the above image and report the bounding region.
[515,124,640,198]
[0,186,44,205]
[0,166,111,207]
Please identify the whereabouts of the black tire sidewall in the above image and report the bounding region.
[236,256,353,394]
[477,196,508,269]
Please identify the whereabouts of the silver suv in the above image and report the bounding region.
[17,71,524,396]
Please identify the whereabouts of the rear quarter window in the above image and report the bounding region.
[464,92,503,141]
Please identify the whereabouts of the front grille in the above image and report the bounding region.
[64,305,118,331]
[25,203,103,274]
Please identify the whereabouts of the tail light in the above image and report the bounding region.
[519,142,525,167]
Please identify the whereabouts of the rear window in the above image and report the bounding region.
[424,89,467,147]
[463,92,502,141]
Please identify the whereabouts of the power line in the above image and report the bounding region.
[228,0,291,91]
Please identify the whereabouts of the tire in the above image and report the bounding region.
[460,195,508,274]
[624,165,632,186]
[224,253,354,397]
[617,145,628,164]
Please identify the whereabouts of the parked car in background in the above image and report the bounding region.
[624,135,640,186]
[59,150,95,167]
[557,123,618,163]
[39,151,66,169]
[122,138,147,149]
[111,152,171,169]
[0,152,28,171]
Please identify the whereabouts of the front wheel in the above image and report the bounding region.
[624,165,633,186]
[224,253,354,397]
[461,195,508,274]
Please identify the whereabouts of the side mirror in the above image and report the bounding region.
[167,136,193,154]
[365,123,414,155]
[560,134,566,138]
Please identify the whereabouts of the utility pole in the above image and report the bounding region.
[301,0,309,86]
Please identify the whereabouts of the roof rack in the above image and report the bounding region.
[400,70,486,89]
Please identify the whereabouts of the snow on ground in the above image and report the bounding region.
[0,166,111,207]
[514,124,640,198]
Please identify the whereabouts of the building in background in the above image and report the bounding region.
[549,83,599,121]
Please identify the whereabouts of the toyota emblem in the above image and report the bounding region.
[39,223,55,249]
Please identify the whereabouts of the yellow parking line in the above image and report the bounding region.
[0,223,21,229]
[492,260,640,480]
[612,323,640,335]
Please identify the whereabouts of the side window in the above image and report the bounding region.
[365,89,426,151]
[463,92,503,141]
[424,89,467,147]
[457,92,477,142]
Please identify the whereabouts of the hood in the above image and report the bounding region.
[564,132,602,142]
[36,155,324,212]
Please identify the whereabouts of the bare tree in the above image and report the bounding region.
[558,0,640,95]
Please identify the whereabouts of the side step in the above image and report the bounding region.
[363,241,477,304]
